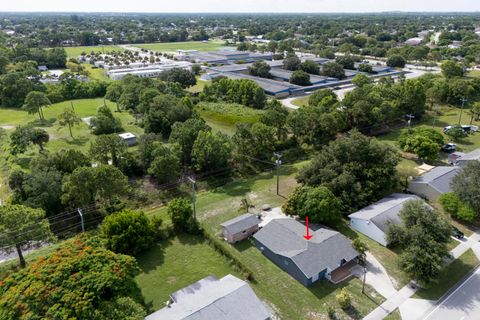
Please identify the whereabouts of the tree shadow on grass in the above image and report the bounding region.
[65,136,90,146]
[232,239,253,252]
[29,118,56,127]
[135,238,171,274]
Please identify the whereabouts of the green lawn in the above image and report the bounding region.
[135,234,241,313]
[384,308,402,320]
[413,249,479,300]
[83,64,111,82]
[134,41,228,53]
[194,102,264,135]
[467,70,480,79]
[291,95,310,107]
[64,45,124,58]
[187,76,210,94]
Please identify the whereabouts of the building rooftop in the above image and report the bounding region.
[145,275,270,320]
[410,166,460,194]
[253,218,358,278]
[459,148,480,161]
[224,72,295,94]
[348,193,423,232]
[220,213,260,234]
[118,132,136,139]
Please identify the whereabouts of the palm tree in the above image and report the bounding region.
[58,108,81,138]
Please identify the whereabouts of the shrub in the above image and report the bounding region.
[439,193,476,222]
[168,197,198,233]
[102,209,160,255]
[324,303,335,318]
[336,288,352,309]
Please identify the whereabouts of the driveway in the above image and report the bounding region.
[352,251,398,299]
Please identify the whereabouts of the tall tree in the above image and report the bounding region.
[89,134,127,167]
[22,91,51,121]
[58,108,81,138]
[451,161,480,216]
[0,204,54,268]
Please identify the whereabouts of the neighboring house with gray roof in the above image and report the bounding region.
[220,213,261,243]
[408,166,460,201]
[145,274,271,320]
[253,218,358,286]
[348,193,424,246]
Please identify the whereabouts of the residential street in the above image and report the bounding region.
[423,267,480,320]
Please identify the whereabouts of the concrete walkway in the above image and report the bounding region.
[352,252,398,299]
[280,97,300,109]
[364,230,480,320]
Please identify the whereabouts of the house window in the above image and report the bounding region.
[242,230,247,233]
[284,260,289,266]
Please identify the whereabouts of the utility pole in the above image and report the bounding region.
[458,97,468,125]
[362,267,367,294]
[187,177,197,220]
[274,152,282,195]
[77,208,85,232]
[432,106,439,129]
[406,114,415,131]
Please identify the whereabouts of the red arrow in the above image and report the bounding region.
[304,215,312,240]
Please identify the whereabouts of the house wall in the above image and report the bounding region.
[253,238,325,287]
[350,218,387,246]
[224,225,259,243]
[408,183,441,201]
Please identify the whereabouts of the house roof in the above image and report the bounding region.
[348,193,422,232]
[146,275,270,320]
[409,166,460,194]
[253,218,358,278]
[220,213,260,235]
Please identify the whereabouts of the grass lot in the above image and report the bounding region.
[186,76,210,94]
[64,45,124,58]
[467,70,480,78]
[143,161,386,319]
[384,308,402,320]
[291,95,310,107]
[135,234,241,313]
[83,64,111,82]
[134,41,228,53]
[413,249,479,300]
[195,102,264,135]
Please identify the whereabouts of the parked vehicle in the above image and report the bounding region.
[451,226,465,240]
[461,125,479,133]
[441,143,457,153]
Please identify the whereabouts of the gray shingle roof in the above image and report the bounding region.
[253,218,358,278]
[410,166,460,194]
[146,275,270,320]
[220,213,260,235]
[348,193,422,232]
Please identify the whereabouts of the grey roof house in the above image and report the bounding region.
[408,166,460,201]
[456,148,480,167]
[253,218,358,286]
[348,193,424,246]
[220,213,260,244]
[145,274,271,320]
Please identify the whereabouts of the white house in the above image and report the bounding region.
[348,193,423,246]
[118,132,137,146]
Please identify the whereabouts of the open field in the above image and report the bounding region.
[195,102,264,135]
[64,45,124,58]
[134,40,228,53]
[83,64,111,82]
[413,249,479,300]
[135,234,241,313]
[186,77,210,94]
[467,70,480,78]
[291,95,309,107]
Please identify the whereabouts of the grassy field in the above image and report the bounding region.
[186,76,210,94]
[135,234,241,313]
[134,41,228,53]
[413,249,479,300]
[467,70,480,78]
[83,64,111,82]
[195,102,264,135]
[291,95,310,107]
[64,45,124,58]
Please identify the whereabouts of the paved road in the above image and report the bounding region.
[423,267,480,320]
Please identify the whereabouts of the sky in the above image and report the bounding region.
[1,0,479,13]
